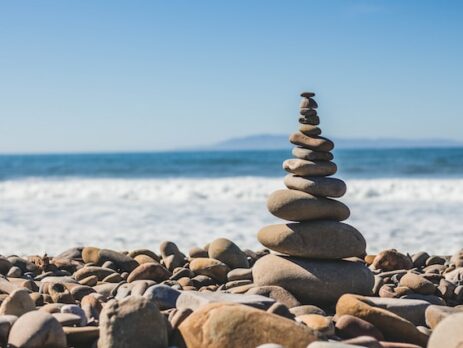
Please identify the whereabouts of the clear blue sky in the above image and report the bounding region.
[0,1,462,153]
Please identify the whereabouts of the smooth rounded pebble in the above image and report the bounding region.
[253,254,374,305]
[257,221,366,259]
[292,147,333,161]
[283,159,337,176]
[8,310,66,348]
[289,132,334,152]
[208,238,249,269]
[267,189,350,221]
[284,174,346,198]
[428,312,463,348]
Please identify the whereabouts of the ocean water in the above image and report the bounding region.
[1,148,463,256]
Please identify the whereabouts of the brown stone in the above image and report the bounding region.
[335,314,384,340]
[292,147,333,161]
[289,133,334,152]
[299,124,322,136]
[127,262,171,283]
[208,238,249,269]
[283,159,337,176]
[398,272,436,295]
[189,258,230,283]
[284,174,346,198]
[299,115,320,125]
[178,302,317,348]
[372,250,413,271]
[428,312,463,348]
[267,189,350,222]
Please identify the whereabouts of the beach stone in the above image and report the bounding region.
[426,255,446,266]
[61,304,87,326]
[247,285,301,308]
[79,275,98,286]
[300,91,315,98]
[82,247,100,264]
[360,297,431,326]
[128,249,160,262]
[284,175,346,198]
[267,302,293,319]
[55,247,83,260]
[52,312,83,326]
[169,308,192,329]
[289,133,334,152]
[0,315,16,346]
[74,266,116,281]
[444,267,463,283]
[160,241,186,271]
[127,262,171,283]
[103,273,123,283]
[300,97,318,109]
[188,246,208,258]
[450,249,463,267]
[401,293,445,306]
[48,283,74,304]
[290,305,326,317]
[296,314,334,336]
[70,285,95,301]
[227,268,252,281]
[335,314,384,340]
[208,238,249,269]
[411,251,429,268]
[97,249,138,273]
[98,296,168,348]
[428,312,463,348]
[133,254,157,265]
[398,272,436,295]
[372,249,413,271]
[0,257,12,275]
[0,289,35,317]
[283,159,337,176]
[336,294,428,346]
[425,305,463,329]
[299,124,322,136]
[437,278,455,299]
[63,326,99,347]
[176,291,275,311]
[267,189,350,222]
[299,115,320,125]
[257,221,365,259]
[292,147,333,161]
[299,108,317,116]
[81,294,103,322]
[253,254,374,305]
[143,284,180,310]
[178,302,317,348]
[7,266,22,278]
[189,258,230,283]
[8,310,66,348]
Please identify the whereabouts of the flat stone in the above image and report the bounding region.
[63,326,99,347]
[362,297,431,326]
[299,124,322,136]
[247,285,300,308]
[399,272,436,295]
[425,305,463,329]
[289,133,334,152]
[336,294,428,346]
[143,284,181,310]
[267,189,350,222]
[188,246,209,258]
[283,159,337,176]
[208,238,249,269]
[227,268,252,281]
[300,92,315,98]
[253,254,374,305]
[189,258,230,283]
[428,312,463,348]
[52,313,83,326]
[127,262,171,283]
[8,310,66,348]
[257,221,366,259]
[74,266,116,281]
[127,249,160,262]
[178,302,317,348]
[176,291,275,311]
[299,115,320,125]
[98,296,168,348]
[0,289,35,317]
[336,314,384,340]
[292,147,333,161]
[372,249,413,271]
[299,108,317,116]
[97,249,138,273]
[300,97,318,109]
[284,174,346,198]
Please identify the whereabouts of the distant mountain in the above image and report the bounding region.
[212,134,463,150]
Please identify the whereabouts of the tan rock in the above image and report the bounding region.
[299,124,322,136]
[289,133,334,152]
[0,289,35,317]
[127,262,171,283]
[267,189,350,222]
[190,258,230,283]
[428,312,463,348]
[372,249,413,271]
[335,294,428,346]
[296,314,334,336]
[292,147,333,161]
[178,302,317,348]
[283,159,337,176]
[425,305,463,329]
[284,174,346,197]
[257,221,365,259]
[398,272,436,295]
[208,238,249,269]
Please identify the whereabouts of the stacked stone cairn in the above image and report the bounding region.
[253,91,375,306]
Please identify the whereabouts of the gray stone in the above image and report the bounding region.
[253,254,374,305]
[176,291,275,311]
[8,310,66,348]
[143,284,180,310]
[0,289,35,317]
[292,147,333,161]
[247,285,300,308]
[289,133,333,152]
[285,174,347,197]
[257,221,365,259]
[98,296,168,348]
[283,159,337,176]
[61,304,87,326]
[227,268,252,281]
[267,189,350,222]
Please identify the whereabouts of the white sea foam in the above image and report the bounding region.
[1,177,463,255]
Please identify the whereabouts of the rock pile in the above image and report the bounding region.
[253,91,374,305]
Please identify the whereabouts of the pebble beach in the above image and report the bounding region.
[1,92,463,348]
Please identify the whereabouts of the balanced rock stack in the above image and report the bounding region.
[253,91,374,305]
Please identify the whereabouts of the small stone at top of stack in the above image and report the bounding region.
[252,91,374,306]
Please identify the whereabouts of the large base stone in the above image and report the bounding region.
[252,254,374,305]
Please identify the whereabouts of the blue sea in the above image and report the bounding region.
[1,148,463,255]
